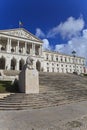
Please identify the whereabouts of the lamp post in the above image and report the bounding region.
[72,50,77,74]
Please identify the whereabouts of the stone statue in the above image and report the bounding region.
[19,55,39,94]
[23,55,33,70]
[26,56,33,69]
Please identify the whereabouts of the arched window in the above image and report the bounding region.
[36,61,41,71]
[51,55,54,61]
[11,58,16,70]
[61,57,63,62]
[0,56,5,69]
[56,56,58,61]
[19,59,24,70]
[1,47,5,51]
[11,48,14,52]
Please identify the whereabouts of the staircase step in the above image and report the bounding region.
[0,72,87,110]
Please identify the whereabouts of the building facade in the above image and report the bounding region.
[43,51,85,74]
[0,28,86,74]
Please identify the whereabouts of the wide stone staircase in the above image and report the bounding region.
[0,72,87,110]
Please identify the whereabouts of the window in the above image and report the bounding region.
[83,60,85,65]
[47,63,49,65]
[19,49,22,53]
[61,57,63,62]
[35,51,39,55]
[52,68,54,72]
[73,58,74,63]
[65,57,67,62]
[76,59,77,63]
[70,69,72,72]
[46,54,49,60]
[79,59,81,63]
[69,58,71,62]
[47,67,49,72]
[1,47,5,51]
[62,68,64,72]
[57,68,59,72]
[56,56,58,61]
[57,64,59,66]
[11,48,14,52]
[66,69,68,73]
[51,55,54,61]
[61,64,63,67]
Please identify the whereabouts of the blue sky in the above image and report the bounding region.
[0,0,87,61]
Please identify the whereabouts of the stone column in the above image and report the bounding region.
[16,59,19,71]
[6,38,9,52]
[17,41,19,54]
[32,43,35,56]
[5,58,11,70]
[9,39,12,52]
[39,45,42,56]
[30,45,32,55]
[25,42,27,54]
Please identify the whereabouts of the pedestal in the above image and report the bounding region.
[19,68,39,94]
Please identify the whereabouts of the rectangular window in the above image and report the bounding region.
[57,68,59,72]
[46,54,49,60]
[56,56,58,61]
[51,55,54,61]
[47,67,49,72]
[52,68,54,72]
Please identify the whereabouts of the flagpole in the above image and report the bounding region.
[19,21,23,28]
[18,22,20,28]
[19,21,21,28]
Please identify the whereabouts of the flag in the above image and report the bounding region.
[19,21,23,27]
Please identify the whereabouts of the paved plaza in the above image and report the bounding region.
[0,100,87,130]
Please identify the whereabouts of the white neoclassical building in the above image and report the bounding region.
[0,28,86,74]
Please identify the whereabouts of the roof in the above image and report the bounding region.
[0,28,43,43]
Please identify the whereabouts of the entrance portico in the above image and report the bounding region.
[0,28,43,71]
[0,38,42,56]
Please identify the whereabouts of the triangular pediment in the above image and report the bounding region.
[0,28,42,42]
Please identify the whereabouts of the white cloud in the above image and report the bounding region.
[55,29,87,61]
[35,28,45,38]
[35,16,87,64]
[42,39,51,50]
[47,16,85,39]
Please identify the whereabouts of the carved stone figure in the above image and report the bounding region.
[26,56,33,69]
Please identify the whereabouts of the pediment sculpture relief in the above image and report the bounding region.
[1,29,39,41]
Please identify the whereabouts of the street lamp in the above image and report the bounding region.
[72,50,76,57]
[72,50,77,74]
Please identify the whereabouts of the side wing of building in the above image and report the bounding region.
[43,51,85,74]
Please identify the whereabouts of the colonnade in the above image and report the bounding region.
[0,37,42,56]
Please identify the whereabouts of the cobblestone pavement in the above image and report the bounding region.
[1,101,87,130]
